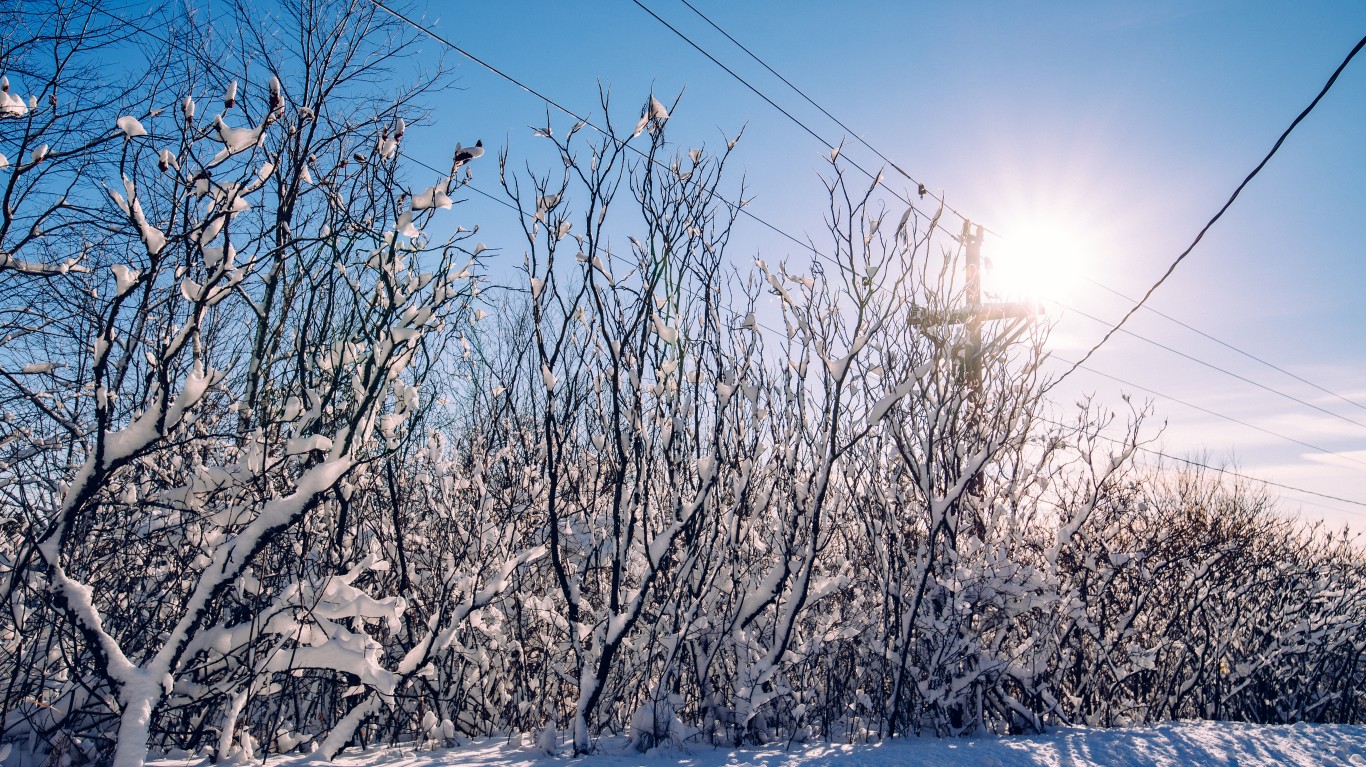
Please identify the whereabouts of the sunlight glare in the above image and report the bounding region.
[984,217,1091,304]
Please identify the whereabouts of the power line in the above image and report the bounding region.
[1269,489,1366,521]
[1052,32,1366,386]
[663,0,988,234]
[1046,296,1366,435]
[1032,411,1366,514]
[630,0,943,230]
[1059,357,1366,472]
[1084,275,1366,416]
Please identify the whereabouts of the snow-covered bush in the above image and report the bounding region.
[1,2,1363,764]
[1,2,484,764]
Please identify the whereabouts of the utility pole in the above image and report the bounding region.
[963,220,984,398]
[909,220,1037,533]
[963,220,986,507]
[909,221,1033,397]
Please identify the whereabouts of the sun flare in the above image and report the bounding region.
[982,217,1091,304]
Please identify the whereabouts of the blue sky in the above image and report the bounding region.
[394,1,1366,527]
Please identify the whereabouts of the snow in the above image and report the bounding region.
[396,210,421,239]
[0,76,28,117]
[653,315,679,345]
[143,721,1366,767]
[534,194,560,222]
[112,262,141,292]
[211,115,265,159]
[633,96,670,138]
[286,434,333,455]
[117,115,148,138]
[410,179,452,210]
[865,367,929,427]
[202,244,234,271]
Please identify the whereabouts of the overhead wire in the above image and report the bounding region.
[1051,32,1366,386]
[1057,357,1366,472]
[1084,276,1366,415]
[1044,296,1366,434]
[207,0,1365,455]
[1029,412,1366,514]
[629,0,945,230]
[663,0,987,234]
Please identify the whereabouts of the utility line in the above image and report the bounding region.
[1276,494,1365,521]
[630,0,942,229]
[663,0,987,233]
[1046,296,1366,434]
[1084,276,1366,415]
[1052,32,1366,386]
[1059,357,1366,472]
[1033,411,1366,513]
[271,0,1366,454]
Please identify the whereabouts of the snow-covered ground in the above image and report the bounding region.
[147,721,1366,767]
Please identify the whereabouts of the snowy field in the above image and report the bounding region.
[147,721,1366,767]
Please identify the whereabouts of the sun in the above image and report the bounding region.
[982,216,1090,304]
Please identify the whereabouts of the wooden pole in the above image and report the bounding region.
[964,222,986,527]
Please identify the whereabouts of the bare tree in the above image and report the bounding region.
[495,92,748,754]
[0,1,481,763]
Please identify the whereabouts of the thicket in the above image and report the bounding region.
[1,2,1362,764]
